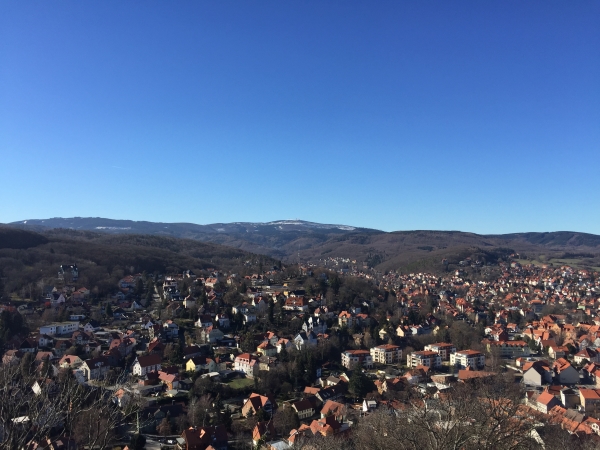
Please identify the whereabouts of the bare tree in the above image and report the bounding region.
[188,394,213,427]
[0,363,141,449]
[353,375,543,450]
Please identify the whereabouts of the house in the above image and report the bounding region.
[183,345,204,360]
[183,295,196,309]
[276,338,293,353]
[258,355,278,372]
[217,314,230,329]
[407,351,442,369]
[294,331,318,350]
[180,425,228,450]
[58,354,82,369]
[235,353,260,378]
[522,360,553,386]
[252,421,276,446]
[199,326,225,344]
[315,384,346,404]
[158,370,180,390]
[308,415,344,437]
[113,388,131,408]
[530,390,561,414]
[423,342,456,361]
[283,297,309,312]
[109,337,136,357]
[83,320,101,334]
[80,357,110,380]
[243,312,257,324]
[2,349,23,365]
[450,350,485,370]
[341,350,373,369]
[148,339,165,356]
[186,356,217,373]
[575,348,600,365]
[553,358,579,385]
[257,341,277,357]
[53,339,73,357]
[292,398,317,420]
[302,317,327,335]
[320,400,346,422]
[338,311,354,328]
[362,399,377,412]
[242,392,275,417]
[195,315,214,329]
[369,344,402,365]
[38,334,54,348]
[163,320,180,338]
[132,354,162,377]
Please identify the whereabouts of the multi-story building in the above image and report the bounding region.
[580,389,600,417]
[39,322,79,336]
[486,340,531,358]
[369,344,402,365]
[450,350,485,370]
[235,353,260,378]
[341,350,373,369]
[423,342,456,360]
[407,351,442,369]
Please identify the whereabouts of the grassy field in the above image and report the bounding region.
[518,257,600,271]
[227,378,255,390]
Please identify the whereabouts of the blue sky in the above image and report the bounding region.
[1,1,599,233]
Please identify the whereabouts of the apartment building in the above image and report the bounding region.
[341,350,373,369]
[486,340,531,358]
[423,342,456,361]
[407,351,442,369]
[370,344,402,365]
[580,389,600,417]
[450,350,485,370]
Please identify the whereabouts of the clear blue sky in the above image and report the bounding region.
[1,1,599,233]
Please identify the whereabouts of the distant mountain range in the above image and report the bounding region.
[9,217,600,271]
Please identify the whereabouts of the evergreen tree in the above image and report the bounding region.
[268,299,275,323]
[19,351,35,377]
[348,368,373,399]
[129,434,146,450]
[279,344,289,363]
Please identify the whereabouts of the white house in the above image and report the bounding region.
[294,331,318,350]
[132,354,162,376]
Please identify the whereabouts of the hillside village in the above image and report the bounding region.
[2,255,600,449]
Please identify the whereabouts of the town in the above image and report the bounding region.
[2,253,600,450]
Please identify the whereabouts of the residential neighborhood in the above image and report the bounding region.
[2,253,600,449]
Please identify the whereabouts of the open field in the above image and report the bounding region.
[227,377,254,390]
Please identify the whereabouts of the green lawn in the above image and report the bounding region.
[227,378,255,390]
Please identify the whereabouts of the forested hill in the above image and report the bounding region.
[8,218,600,273]
[11,217,381,259]
[0,227,278,297]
